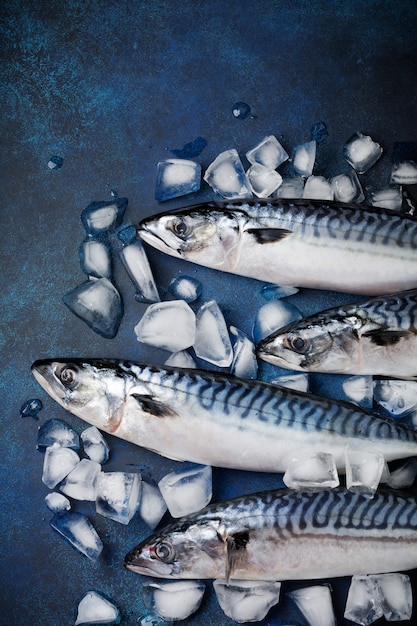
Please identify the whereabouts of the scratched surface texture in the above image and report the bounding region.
[1,0,417,624]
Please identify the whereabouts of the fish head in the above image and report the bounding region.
[138,203,243,270]
[125,518,226,579]
[31,359,128,432]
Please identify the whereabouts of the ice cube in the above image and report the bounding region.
[275,177,305,198]
[213,579,281,623]
[79,235,112,279]
[96,471,141,525]
[169,136,207,159]
[44,492,71,513]
[370,186,403,211]
[246,135,289,170]
[247,163,283,197]
[230,326,258,379]
[37,418,79,451]
[47,155,63,170]
[194,300,233,367]
[391,160,417,185]
[345,447,385,495]
[262,285,299,300]
[376,573,412,621]
[142,579,205,621]
[373,379,417,418]
[344,576,383,626]
[60,459,101,501]
[288,585,336,626]
[168,275,202,303]
[291,141,316,177]
[138,480,168,529]
[42,443,80,489]
[63,277,123,339]
[253,299,302,344]
[75,590,120,625]
[134,300,196,352]
[81,426,110,464]
[158,463,212,518]
[232,101,252,119]
[342,375,373,408]
[283,452,339,491]
[119,238,160,303]
[81,198,128,235]
[155,159,201,202]
[385,458,417,489]
[330,170,364,203]
[271,373,309,393]
[343,132,383,174]
[303,175,333,200]
[310,121,328,144]
[164,350,197,369]
[203,149,252,199]
[50,511,103,560]
[20,398,43,420]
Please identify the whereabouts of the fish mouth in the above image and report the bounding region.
[31,359,67,402]
[256,339,303,369]
[137,224,178,255]
[124,547,173,578]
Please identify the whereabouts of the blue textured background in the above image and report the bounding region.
[1,1,417,624]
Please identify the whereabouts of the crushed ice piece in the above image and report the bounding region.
[44,492,71,513]
[63,277,123,339]
[253,299,302,344]
[81,198,128,235]
[247,163,283,197]
[343,132,383,174]
[385,458,417,489]
[79,235,112,280]
[262,285,299,300]
[139,480,167,529]
[230,326,258,379]
[370,186,403,211]
[345,447,385,496]
[47,155,63,170]
[275,176,305,198]
[213,579,281,623]
[50,511,103,560]
[96,471,141,525]
[168,275,202,303]
[291,141,316,177]
[37,418,79,451]
[344,576,382,626]
[303,175,333,200]
[81,426,110,464]
[164,350,196,369]
[75,590,120,625]
[155,159,201,202]
[119,237,160,303]
[169,137,207,159]
[271,373,309,393]
[310,121,328,144]
[42,443,80,489]
[283,452,339,491]
[137,611,173,626]
[391,160,417,185]
[377,573,412,621]
[20,398,43,420]
[204,149,252,199]
[232,101,252,119]
[194,300,233,367]
[142,579,205,621]
[288,585,336,626]
[246,135,289,170]
[330,170,364,203]
[134,300,196,352]
[373,378,417,418]
[60,458,101,501]
[342,375,373,408]
[158,463,212,518]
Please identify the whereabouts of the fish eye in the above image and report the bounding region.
[58,365,78,389]
[288,333,309,354]
[154,540,176,563]
[171,218,189,238]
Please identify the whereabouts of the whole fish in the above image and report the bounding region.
[257,289,417,379]
[137,199,417,295]
[31,359,417,472]
[125,487,417,580]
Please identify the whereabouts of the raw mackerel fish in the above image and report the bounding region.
[137,199,417,295]
[31,359,417,473]
[125,487,417,580]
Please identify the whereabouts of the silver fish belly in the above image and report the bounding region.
[257,289,417,378]
[137,199,417,295]
[125,487,417,580]
[31,359,417,472]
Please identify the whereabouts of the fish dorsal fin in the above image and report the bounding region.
[131,393,178,418]
[362,329,412,346]
[246,228,292,244]
[225,531,249,583]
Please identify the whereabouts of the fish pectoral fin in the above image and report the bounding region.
[246,228,292,244]
[225,531,249,583]
[362,329,412,346]
[131,393,178,418]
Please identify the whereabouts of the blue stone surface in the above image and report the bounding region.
[1,1,417,624]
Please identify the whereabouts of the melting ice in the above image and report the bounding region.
[75,590,120,625]
[155,159,201,202]
[370,186,403,211]
[344,574,412,624]
[81,426,109,464]
[246,135,289,170]
[247,164,282,197]
[50,511,103,560]
[79,235,112,279]
[194,300,233,367]
[158,463,212,518]
[119,234,160,304]
[164,350,196,369]
[142,579,205,622]
[330,170,364,203]
[275,177,305,198]
[230,326,258,380]
[288,585,336,626]
[36,418,79,451]
[283,452,339,491]
[138,480,167,529]
[81,198,127,235]
[271,373,309,393]
[291,141,316,177]
[343,132,382,174]
[303,175,333,200]
[373,379,417,419]
[345,447,385,496]
[44,492,71,513]
[391,160,417,185]
[253,299,302,344]
[213,579,281,623]
[60,458,101,501]
[42,443,80,489]
[20,398,43,420]
[96,471,141,525]
[134,300,196,352]
[204,149,252,199]
[168,275,202,303]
